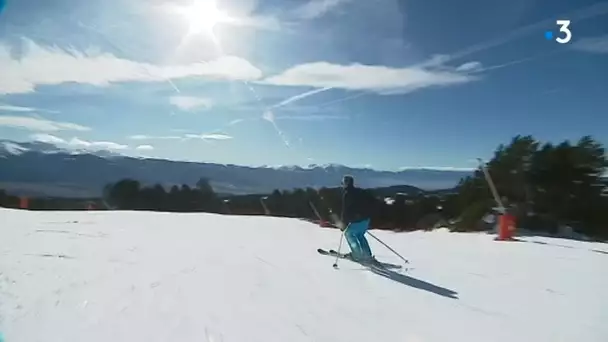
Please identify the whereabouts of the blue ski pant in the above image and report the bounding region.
[344,219,372,258]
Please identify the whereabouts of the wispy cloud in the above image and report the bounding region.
[185,133,233,140]
[0,40,262,94]
[128,135,182,141]
[69,137,128,150]
[416,57,484,72]
[170,96,214,111]
[228,118,248,126]
[572,34,608,54]
[135,144,154,151]
[270,87,332,109]
[0,104,60,113]
[456,61,483,72]
[262,61,478,94]
[0,115,90,132]
[30,133,67,145]
[294,0,351,19]
[128,133,232,142]
[417,54,452,68]
[305,55,484,111]
[203,133,233,140]
[0,104,36,112]
[30,134,127,151]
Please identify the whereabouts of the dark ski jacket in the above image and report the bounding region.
[341,185,374,225]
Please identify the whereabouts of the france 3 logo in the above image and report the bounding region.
[545,20,572,44]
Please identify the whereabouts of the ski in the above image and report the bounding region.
[317,248,403,270]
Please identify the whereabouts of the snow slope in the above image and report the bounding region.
[0,208,606,342]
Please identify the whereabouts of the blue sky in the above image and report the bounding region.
[0,0,607,171]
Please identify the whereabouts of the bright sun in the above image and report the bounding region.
[179,0,232,34]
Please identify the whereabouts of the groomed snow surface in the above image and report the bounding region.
[1,209,607,342]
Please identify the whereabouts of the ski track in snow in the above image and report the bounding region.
[0,208,607,342]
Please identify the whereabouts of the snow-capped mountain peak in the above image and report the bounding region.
[0,140,124,158]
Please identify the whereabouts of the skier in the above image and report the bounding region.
[340,175,375,263]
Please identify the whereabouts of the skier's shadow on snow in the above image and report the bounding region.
[370,267,459,299]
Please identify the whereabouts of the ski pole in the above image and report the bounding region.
[328,207,347,269]
[310,200,345,268]
[367,231,409,264]
[333,230,345,268]
[309,201,322,222]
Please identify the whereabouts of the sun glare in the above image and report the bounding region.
[179,0,232,35]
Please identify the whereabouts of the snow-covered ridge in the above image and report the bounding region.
[260,163,346,171]
[1,139,470,175]
[0,140,474,196]
[0,140,124,158]
[257,164,474,173]
[1,209,606,342]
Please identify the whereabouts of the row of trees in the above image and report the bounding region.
[453,135,607,237]
[103,135,607,239]
[0,190,20,208]
[0,189,101,210]
[102,179,448,231]
[104,178,224,213]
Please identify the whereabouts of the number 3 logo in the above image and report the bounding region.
[556,20,572,44]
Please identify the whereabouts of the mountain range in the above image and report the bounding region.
[0,140,472,198]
